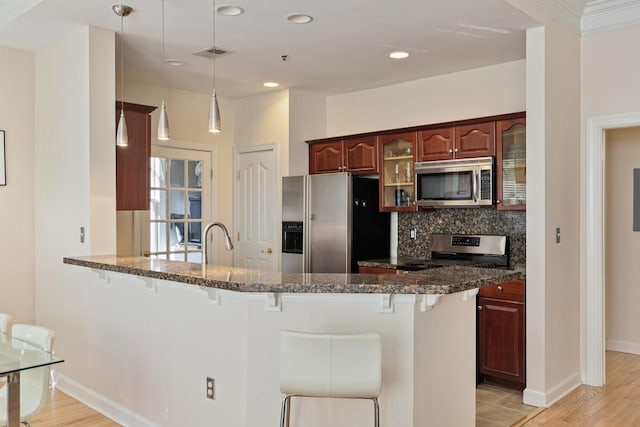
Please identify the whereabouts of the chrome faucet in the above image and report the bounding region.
[202,222,234,267]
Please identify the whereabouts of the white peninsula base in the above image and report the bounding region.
[56,267,478,427]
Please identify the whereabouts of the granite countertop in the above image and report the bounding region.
[63,255,523,295]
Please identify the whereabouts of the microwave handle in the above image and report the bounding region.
[472,171,479,203]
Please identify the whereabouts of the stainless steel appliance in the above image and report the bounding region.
[415,157,494,207]
[282,173,390,273]
[396,233,508,271]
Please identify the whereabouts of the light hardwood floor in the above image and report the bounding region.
[26,389,120,426]
[521,351,640,426]
[23,351,640,426]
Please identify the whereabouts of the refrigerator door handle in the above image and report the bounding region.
[303,176,311,273]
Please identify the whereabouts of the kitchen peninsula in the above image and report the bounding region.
[64,255,521,426]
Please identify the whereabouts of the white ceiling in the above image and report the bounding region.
[0,0,620,99]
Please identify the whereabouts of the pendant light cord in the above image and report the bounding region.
[120,4,125,116]
[212,0,216,93]
[162,0,166,97]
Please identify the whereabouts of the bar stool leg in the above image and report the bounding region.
[372,397,380,427]
[280,395,292,427]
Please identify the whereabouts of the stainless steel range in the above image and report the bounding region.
[397,234,509,271]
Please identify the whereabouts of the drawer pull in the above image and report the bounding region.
[497,286,503,291]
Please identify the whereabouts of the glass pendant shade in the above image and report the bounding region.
[208,90,221,133]
[158,100,170,140]
[116,110,128,147]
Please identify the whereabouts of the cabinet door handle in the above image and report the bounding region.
[477,305,483,311]
[261,248,273,254]
[497,286,503,291]
[454,148,459,153]
[448,149,453,153]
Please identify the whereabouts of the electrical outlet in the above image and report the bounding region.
[206,377,215,400]
[410,228,417,240]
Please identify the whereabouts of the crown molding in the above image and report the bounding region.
[582,0,640,34]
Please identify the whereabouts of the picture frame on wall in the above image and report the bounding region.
[0,130,5,186]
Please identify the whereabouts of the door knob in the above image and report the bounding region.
[261,248,273,254]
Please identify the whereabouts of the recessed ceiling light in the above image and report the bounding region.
[264,82,279,88]
[389,51,409,59]
[217,5,245,16]
[165,59,184,66]
[287,13,313,24]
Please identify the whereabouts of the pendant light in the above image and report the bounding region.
[113,4,132,147]
[157,0,170,140]
[208,0,221,133]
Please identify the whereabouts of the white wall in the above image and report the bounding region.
[604,127,640,354]
[34,20,117,404]
[234,89,290,176]
[0,46,35,323]
[540,21,582,403]
[326,60,525,136]
[288,89,326,176]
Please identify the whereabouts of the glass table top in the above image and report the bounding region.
[0,332,64,376]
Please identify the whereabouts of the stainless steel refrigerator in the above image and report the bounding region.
[281,173,390,273]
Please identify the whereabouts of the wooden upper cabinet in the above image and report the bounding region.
[455,122,495,158]
[418,127,454,161]
[308,136,378,175]
[309,141,343,174]
[344,136,378,173]
[496,117,526,211]
[379,132,417,212]
[115,101,156,211]
[417,122,495,161]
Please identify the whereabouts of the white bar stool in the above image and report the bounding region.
[0,312,12,336]
[279,330,382,427]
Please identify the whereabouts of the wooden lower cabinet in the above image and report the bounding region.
[477,280,525,389]
[358,266,397,275]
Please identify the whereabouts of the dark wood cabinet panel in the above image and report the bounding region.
[358,266,397,275]
[477,279,526,389]
[455,122,495,158]
[309,137,378,175]
[344,136,378,174]
[418,127,454,161]
[115,102,156,211]
[309,141,343,174]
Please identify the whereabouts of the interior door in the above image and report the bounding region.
[234,146,278,271]
[150,146,212,263]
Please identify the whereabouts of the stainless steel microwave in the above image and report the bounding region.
[414,156,494,207]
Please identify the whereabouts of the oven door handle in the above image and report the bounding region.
[472,170,479,203]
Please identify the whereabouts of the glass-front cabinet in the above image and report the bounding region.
[496,118,526,210]
[379,132,417,212]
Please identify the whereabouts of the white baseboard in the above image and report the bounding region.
[606,339,640,355]
[56,374,157,427]
[523,371,582,407]
[523,387,546,407]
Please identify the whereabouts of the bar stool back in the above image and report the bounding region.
[0,312,12,336]
[279,330,382,427]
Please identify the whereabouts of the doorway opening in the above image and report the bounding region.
[585,112,640,386]
[150,146,213,263]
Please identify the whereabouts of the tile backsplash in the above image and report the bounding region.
[397,208,526,268]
